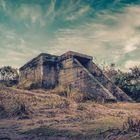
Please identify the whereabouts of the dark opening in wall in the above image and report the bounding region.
[74,56,90,68]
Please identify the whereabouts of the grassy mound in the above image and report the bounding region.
[98,117,140,140]
[0,87,32,119]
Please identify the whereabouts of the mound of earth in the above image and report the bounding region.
[0,87,140,140]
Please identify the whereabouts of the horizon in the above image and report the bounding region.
[0,0,140,71]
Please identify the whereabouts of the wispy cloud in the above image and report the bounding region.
[125,60,140,70]
[52,5,140,70]
[65,6,91,21]
[0,0,140,71]
[124,37,139,53]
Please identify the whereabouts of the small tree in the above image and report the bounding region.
[0,66,19,86]
[105,65,140,102]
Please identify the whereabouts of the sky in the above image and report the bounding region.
[0,0,140,71]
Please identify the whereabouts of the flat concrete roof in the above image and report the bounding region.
[20,51,93,70]
[20,53,58,70]
[60,51,93,61]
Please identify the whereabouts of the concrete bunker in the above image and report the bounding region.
[19,51,133,102]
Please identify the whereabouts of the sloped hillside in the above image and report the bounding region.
[0,87,140,140]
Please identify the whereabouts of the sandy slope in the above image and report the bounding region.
[0,87,140,140]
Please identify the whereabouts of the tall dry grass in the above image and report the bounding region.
[0,87,33,119]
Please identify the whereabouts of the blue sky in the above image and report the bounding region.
[0,0,140,71]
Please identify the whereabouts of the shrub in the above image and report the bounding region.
[123,117,140,133]
[0,92,32,119]
[69,90,85,103]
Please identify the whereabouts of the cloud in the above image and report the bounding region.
[65,6,91,21]
[0,0,140,71]
[0,0,6,10]
[52,5,140,70]
[46,0,56,17]
[124,38,138,53]
[17,4,44,25]
[125,60,140,70]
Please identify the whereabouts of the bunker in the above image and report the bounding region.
[19,51,132,102]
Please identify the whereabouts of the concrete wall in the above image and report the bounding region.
[59,58,77,88]
[58,58,116,102]
[41,55,58,89]
[19,57,43,89]
[42,63,58,89]
[87,61,132,101]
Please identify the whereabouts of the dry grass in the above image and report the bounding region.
[0,87,33,119]
[98,117,140,140]
[0,86,140,140]
[44,86,87,103]
[123,117,140,133]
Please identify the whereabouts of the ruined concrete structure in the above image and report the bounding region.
[19,51,132,102]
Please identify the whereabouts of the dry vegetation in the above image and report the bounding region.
[0,86,140,140]
[0,87,33,119]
